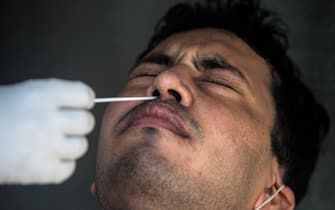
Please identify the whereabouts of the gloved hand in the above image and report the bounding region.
[0,78,95,184]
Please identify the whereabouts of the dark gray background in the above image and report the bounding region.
[1,0,334,209]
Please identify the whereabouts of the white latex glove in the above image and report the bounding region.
[0,78,95,184]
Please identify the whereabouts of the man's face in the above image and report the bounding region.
[96,28,277,210]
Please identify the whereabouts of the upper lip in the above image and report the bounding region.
[117,101,191,138]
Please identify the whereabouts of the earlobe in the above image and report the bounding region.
[277,186,295,210]
[90,182,97,197]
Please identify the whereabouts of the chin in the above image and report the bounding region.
[96,141,176,210]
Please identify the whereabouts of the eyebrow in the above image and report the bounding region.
[194,53,249,86]
[134,52,249,86]
[137,53,174,66]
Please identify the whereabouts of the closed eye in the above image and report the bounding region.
[132,72,157,78]
[200,58,228,69]
[129,53,173,79]
[201,79,236,91]
[128,70,158,81]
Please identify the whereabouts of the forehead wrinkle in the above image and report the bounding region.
[146,41,191,61]
[166,29,267,67]
[167,46,199,67]
[162,37,251,70]
[145,28,272,88]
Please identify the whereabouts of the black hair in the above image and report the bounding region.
[137,0,330,204]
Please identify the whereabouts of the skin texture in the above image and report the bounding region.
[95,28,292,210]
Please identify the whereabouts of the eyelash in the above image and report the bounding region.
[201,78,236,91]
[137,73,156,77]
[129,72,157,80]
[130,69,238,92]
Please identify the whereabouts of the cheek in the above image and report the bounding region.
[197,95,271,153]
[98,98,137,152]
[101,102,127,133]
[122,78,153,95]
[99,82,151,140]
[189,96,273,176]
[98,104,122,158]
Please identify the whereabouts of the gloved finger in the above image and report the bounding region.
[56,136,88,160]
[42,78,95,109]
[23,159,76,184]
[48,160,76,184]
[59,109,95,135]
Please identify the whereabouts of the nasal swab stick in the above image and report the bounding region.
[94,96,157,103]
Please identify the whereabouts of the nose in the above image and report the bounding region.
[146,65,193,107]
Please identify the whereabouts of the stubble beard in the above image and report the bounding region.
[96,140,235,210]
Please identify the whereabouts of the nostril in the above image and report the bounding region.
[152,90,160,97]
[168,89,182,102]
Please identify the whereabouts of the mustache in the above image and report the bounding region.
[116,99,202,139]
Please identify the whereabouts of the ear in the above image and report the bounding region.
[90,181,97,197]
[253,158,295,210]
[270,164,295,209]
[253,185,295,210]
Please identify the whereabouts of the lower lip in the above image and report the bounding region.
[130,117,189,138]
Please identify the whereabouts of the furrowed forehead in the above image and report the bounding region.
[145,29,263,60]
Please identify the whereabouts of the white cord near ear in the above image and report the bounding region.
[254,185,285,210]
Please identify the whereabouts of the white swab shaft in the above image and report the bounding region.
[94,96,156,103]
[254,185,285,210]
